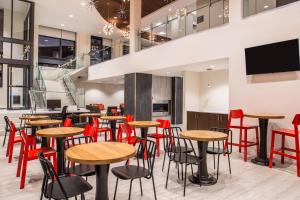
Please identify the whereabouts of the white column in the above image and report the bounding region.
[129,0,142,53]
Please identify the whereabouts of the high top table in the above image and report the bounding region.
[180,130,227,185]
[66,142,136,200]
[245,113,285,166]
[128,121,160,158]
[26,119,62,147]
[100,116,126,141]
[37,127,84,175]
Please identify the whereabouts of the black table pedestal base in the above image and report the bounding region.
[251,157,274,166]
[56,137,65,175]
[189,174,217,186]
[95,164,110,200]
[110,121,117,142]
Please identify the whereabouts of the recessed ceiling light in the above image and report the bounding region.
[68,14,74,18]
[155,22,162,26]
[114,16,118,19]
[218,14,223,18]
[44,39,48,42]
[61,24,65,27]
[159,32,166,35]
[192,11,197,15]
[264,5,269,9]
[168,8,172,12]
[98,31,102,34]
[166,72,171,74]
[81,2,86,6]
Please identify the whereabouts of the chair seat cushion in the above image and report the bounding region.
[111,165,150,180]
[65,164,95,177]
[274,128,295,135]
[46,176,92,199]
[148,133,166,139]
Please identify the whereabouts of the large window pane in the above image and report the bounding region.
[12,0,31,40]
[39,36,60,59]
[61,39,75,59]
[210,0,226,28]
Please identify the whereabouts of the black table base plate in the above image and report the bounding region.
[251,157,274,166]
[189,174,217,186]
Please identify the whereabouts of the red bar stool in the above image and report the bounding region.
[227,109,259,161]
[17,129,57,189]
[7,121,23,163]
[269,114,300,176]
[92,117,112,142]
[148,119,170,157]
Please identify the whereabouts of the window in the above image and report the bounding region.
[38,35,76,67]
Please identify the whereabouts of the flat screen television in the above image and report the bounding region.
[245,39,300,75]
[47,99,61,110]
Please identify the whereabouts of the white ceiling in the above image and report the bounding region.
[144,57,229,77]
[31,0,123,38]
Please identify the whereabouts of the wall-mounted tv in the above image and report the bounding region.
[245,39,300,75]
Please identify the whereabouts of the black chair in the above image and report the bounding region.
[64,136,95,178]
[207,127,233,181]
[161,127,192,172]
[111,138,157,200]
[3,116,11,147]
[38,152,92,200]
[165,135,203,196]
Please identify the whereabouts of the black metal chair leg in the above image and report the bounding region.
[198,164,202,187]
[165,159,171,188]
[139,178,143,196]
[128,179,133,200]
[217,154,220,182]
[75,195,78,200]
[81,193,85,200]
[183,164,187,196]
[176,163,180,180]
[181,164,184,180]
[213,154,216,169]
[152,176,157,200]
[162,151,167,172]
[113,178,119,200]
[2,130,8,147]
[190,165,194,175]
[227,154,232,174]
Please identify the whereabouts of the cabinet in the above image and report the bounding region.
[187,111,228,130]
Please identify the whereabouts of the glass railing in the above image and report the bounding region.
[138,0,229,50]
[243,0,299,17]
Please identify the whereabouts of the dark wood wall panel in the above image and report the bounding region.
[171,77,183,124]
[136,73,152,121]
[124,73,135,116]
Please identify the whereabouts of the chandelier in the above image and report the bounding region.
[122,29,130,38]
[224,1,229,18]
[103,23,115,36]
[176,8,187,18]
[86,0,98,9]
[117,2,128,19]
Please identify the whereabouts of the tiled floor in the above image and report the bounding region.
[1,136,300,200]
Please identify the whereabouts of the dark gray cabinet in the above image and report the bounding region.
[187,111,228,130]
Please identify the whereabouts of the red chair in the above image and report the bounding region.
[17,129,57,189]
[7,121,23,163]
[227,109,259,161]
[92,117,112,142]
[269,114,300,176]
[117,124,139,145]
[148,119,171,157]
[64,118,73,127]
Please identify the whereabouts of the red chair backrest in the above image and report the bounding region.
[293,114,300,133]
[125,114,134,123]
[157,119,171,129]
[64,118,73,127]
[119,124,135,137]
[228,109,244,127]
[92,117,99,128]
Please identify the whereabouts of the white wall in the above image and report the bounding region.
[78,82,124,107]
[198,69,229,113]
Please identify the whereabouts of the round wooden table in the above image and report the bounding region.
[79,113,102,123]
[180,130,227,185]
[66,142,136,200]
[37,127,84,175]
[245,113,285,166]
[26,119,62,147]
[19,115,49,120]
[128,121,160,158]
[100,116,126,141]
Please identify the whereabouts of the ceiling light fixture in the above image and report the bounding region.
[60,23,65,27]
[121,29,130,38]
[68,14,74,18]
[86,0,98,9]
[159,31,166,35]
[81,2,86,6]
[103,4,115,36]
[117,2,129,19]
[176,8,187,18]
[264,5,269,9]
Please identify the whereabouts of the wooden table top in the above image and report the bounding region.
[79,113,102,117]
[101,116,126,121]
[26,119,62,127]
[245,114,285,119]
[19,115,49,120]
[66,142,136,165]
[180,130,228,142]
[128,121,160,128]
[37,127,84,138]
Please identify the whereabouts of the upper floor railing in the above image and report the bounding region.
[243,0,299,17]
[138,0,229,50]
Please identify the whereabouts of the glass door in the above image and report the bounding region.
[7,65,30,109]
